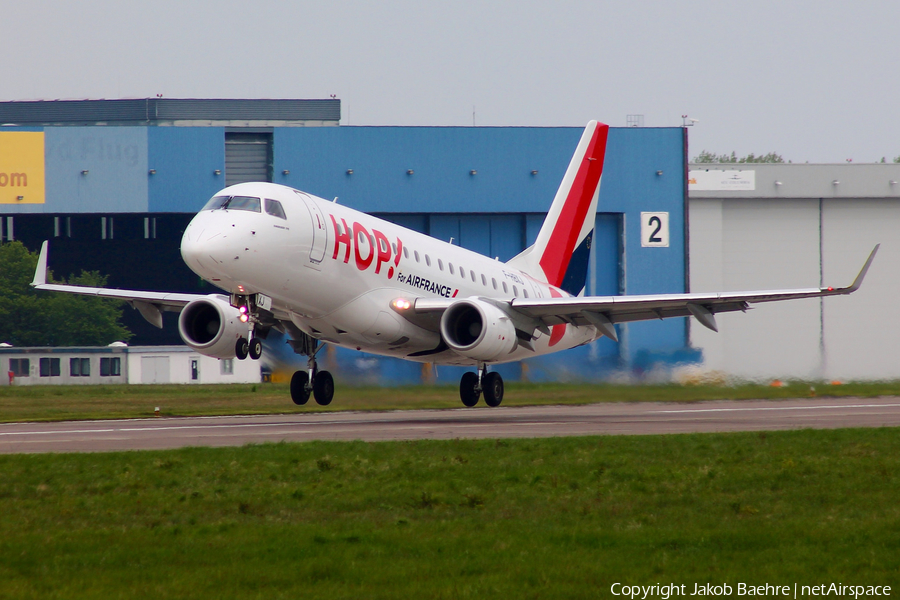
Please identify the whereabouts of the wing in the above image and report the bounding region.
[30,241,206,328]
[415,245,879,342]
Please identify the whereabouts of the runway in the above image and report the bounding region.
[2,396,900,454]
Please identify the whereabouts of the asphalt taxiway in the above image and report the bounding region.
[1,397,899,454]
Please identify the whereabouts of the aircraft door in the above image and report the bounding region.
[299,194,328,269]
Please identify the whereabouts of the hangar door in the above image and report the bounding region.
[142,356,170,384]
[225,132,272,186]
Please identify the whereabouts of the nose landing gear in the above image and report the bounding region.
[233,294,267,362]
[235,335,263,360]
[459,364,503,408]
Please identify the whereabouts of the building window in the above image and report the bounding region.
[100,357,121,376]
[221,359,234,375]
[70,357,90,377]
[101,217,114,240]
[144,217,157,239]
[191,359,199,381]
[2,217,13,241]
[39,357,61,377]
[9,358,30,377]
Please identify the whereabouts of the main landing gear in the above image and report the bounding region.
[459,364,503,408]
[290,344,334,406]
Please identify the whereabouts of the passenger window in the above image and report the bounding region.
[471,271,476,282]
[481,274,487,286]
[449,263,455,275]
[392,243,397,254]
[492,278,497,290]
[438,259,444,271]
[523,289,529,298]
[403,247,409,259]
[460,267,466,279]
[425,255,431,267]
[264,199,287,219]
[513,285,519,296]
[503,282,508,293]
[414,250,420,263]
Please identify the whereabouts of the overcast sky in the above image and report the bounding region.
[3,0,898,163]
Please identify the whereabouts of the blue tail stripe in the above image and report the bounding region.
[559,230,592,296]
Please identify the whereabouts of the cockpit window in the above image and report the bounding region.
[203,196,230,211]
[202,195,261,212]
[225,196,261,212]
[265,198,287,219]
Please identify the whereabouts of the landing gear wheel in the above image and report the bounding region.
[290,371,310,405]
[248,338,263,360]
[460,371,480,407]
[313,371,335,406]
[483,372,504,407]
[235,338,249,360]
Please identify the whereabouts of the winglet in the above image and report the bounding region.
[842,244,879,294]
[31,240,49,287]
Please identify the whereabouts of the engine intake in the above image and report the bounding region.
[177,295,246,359]
[440,298,517,361]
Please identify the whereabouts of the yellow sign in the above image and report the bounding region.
[0,132,45,204]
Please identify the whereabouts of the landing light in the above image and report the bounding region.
[391,298,412,311]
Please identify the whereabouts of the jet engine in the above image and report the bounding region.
[440,298,517,361]
[177,295,247,359]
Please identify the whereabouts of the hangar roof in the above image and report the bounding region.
[0,98,341,127]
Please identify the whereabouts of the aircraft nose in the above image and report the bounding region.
[181,222,227,275]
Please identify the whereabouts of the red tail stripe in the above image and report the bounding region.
[538,124,609,287]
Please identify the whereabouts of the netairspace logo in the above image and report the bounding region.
[610,583,892,600]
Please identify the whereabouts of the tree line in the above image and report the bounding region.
[0,241,132,347]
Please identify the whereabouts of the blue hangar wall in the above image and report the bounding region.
[0,125,692,382]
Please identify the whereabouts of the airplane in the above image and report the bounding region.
[30,121,879,407]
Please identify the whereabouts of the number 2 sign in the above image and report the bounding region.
[641,212,669,248]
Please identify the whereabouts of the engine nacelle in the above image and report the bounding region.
[177,295,246,359]
[440,298,517,361]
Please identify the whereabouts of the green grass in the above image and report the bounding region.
[0,429,898,598]
[2,379,900,423]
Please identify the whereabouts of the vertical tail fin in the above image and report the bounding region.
[507,121,609,296]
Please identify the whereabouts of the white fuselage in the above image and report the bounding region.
[180,182,597,366]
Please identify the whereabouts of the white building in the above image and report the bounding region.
[0,344,260,386]
[688,163,900,381]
